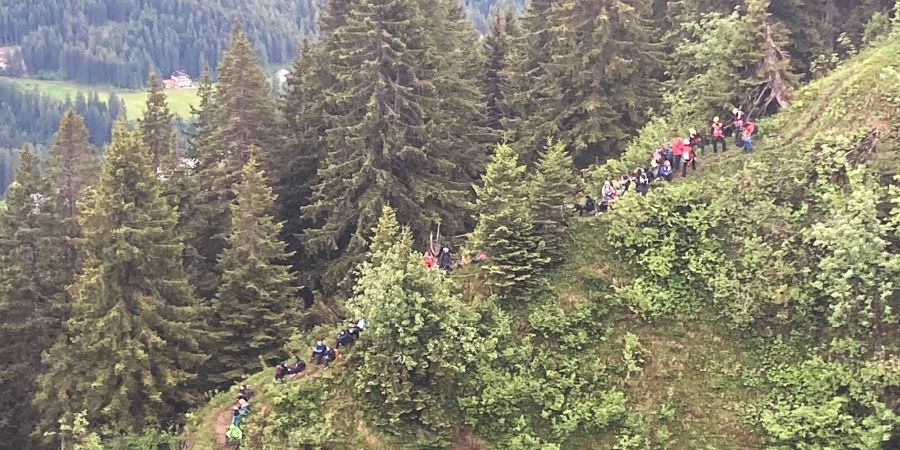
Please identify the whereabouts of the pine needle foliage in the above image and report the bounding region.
[35,124,204,439]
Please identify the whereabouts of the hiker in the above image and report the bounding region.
[285,359,306,375]
[659,160,673,182]
[618,175,631,195]
[423,250,436,269]
[274,363,287,382]
[475,250,488,263]
[336,330,354,348]
[600,180,616,213]
[650,148,663,180]
[681,138,696,177]
[689,129,705,157]
[238,385,254,401]
[742,120,756,153]
[225,423,243,448]
[237,395,250,414]
[710,116,727,153]
[348,322,361,341]
[311,340,327,365]
[579,195,596,216]
[662,144,674,169]
[437,247,453,271]
[672,138,685,174]
[356,318,368,331]
[731,108,746,147]
[231,406,245,425]
[635,168,650,196]
[323,346,340,369]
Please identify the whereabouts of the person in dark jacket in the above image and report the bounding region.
[437,247,453,271]
[323,346,339,369]
[635,168,650,196]
[336,330,354,348]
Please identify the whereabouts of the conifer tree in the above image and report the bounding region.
[180,26,281,301]
[528,139,581,267]
[0,147,67,449]
[471,143,546,302]
[209,24,282,173]
[481,11,515,130]
[527,0,662,163]
[273,40,327,295]
[140,70,176,172]
[302,0,483,295]
[504,0,556,158]
[47,109,100,274]
[35,124,204,439]
[369,205,400,266]
[347,207,480,447]
[209,155,296,386]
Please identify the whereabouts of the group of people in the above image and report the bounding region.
[423,247,454,271]
[578,108,757,215]
[273,318,368,384]
[225,384,255,447]
[423,247,489,272]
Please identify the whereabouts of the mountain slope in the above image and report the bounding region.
[185,35,900,450]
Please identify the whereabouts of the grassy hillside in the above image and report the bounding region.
[1,77,200,120]
[184,37,900,450]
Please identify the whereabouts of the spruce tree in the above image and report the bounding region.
[471,143,546,302]
[504,0,557,160]
[528,0,662,163]
[140,70,176,173]
[209,155,296,386]
[481,10,515,130]
[35,124,204,439]
[47,109,100,275]
[0,147,67,449]
[347,207,480,447]
[302,0,483,295]
[209,24,282,174]
[180,26,281,301]
[273,40,327,296]
[528,139,581,267]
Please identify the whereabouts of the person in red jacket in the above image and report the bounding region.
[742,120,756,153]
[671,137,685,174]
[710,116,726,153]
[681,138,696,177]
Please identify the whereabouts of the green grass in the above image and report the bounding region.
[2,77,200,120]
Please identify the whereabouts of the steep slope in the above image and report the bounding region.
[185,36,900,449]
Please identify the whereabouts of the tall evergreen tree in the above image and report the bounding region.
[481,10,516,130]
[35,124,204,439]
[47,109,100,275]
[209,155,296,386]
[471,143,546,302]
[140,70,176,173]
[0,147,67,449]
[528,0,662,164]
[273,40,327,301]
[528,139,581,267]
[209,23,282,174]
[180,26,280,301]
[347,207,480,447]
[504,0,557,158]
[301,0,483,296]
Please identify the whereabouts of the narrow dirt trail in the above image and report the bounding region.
[208,364,325,448]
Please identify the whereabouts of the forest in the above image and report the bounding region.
[0,79,120,195]
[0,0,899,449]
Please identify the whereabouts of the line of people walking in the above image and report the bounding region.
[578,108,757,215]
[225,384,255,448]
